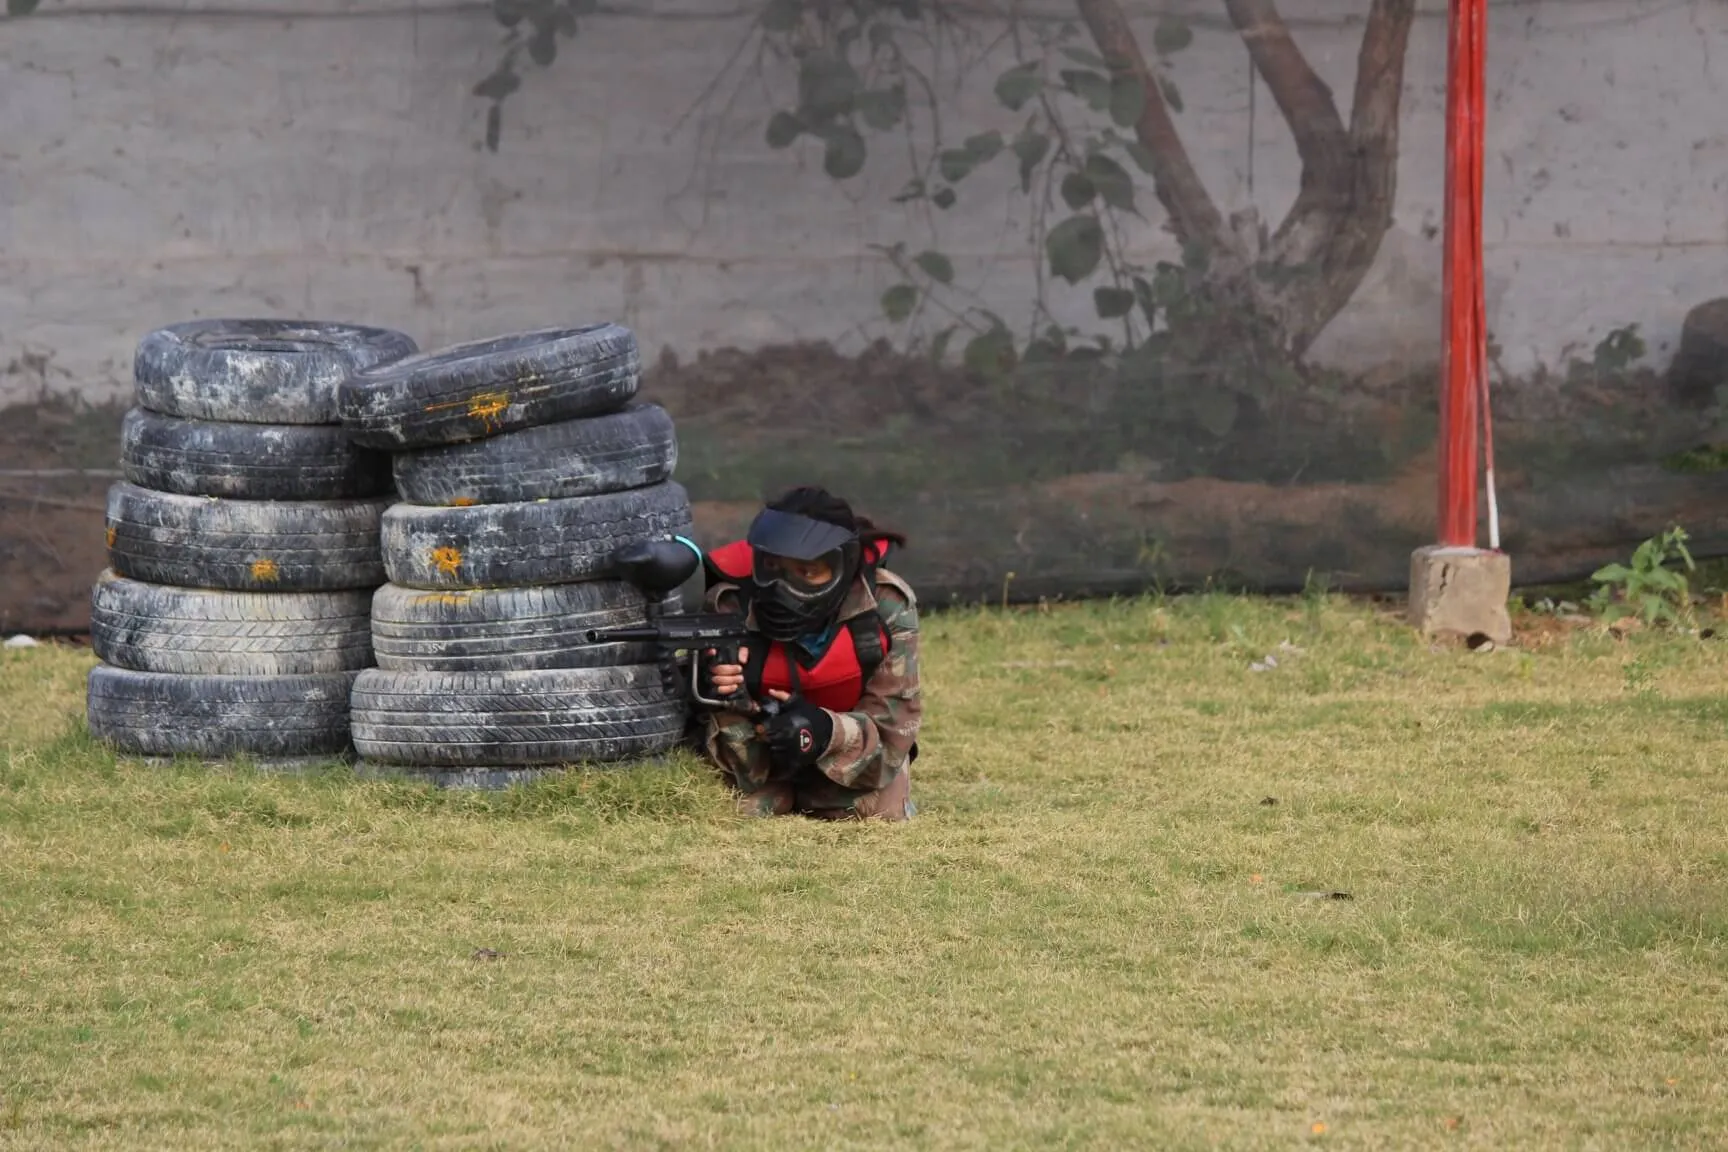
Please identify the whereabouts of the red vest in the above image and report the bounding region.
[705,539,890,713]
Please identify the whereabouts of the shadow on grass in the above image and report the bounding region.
[14,716,733,829]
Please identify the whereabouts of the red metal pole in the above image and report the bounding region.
[1438,0,1487,548]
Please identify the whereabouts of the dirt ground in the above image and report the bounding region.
[0,397,125,635]
[4,340,1723,635]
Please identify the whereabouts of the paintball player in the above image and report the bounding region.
[696,486,922,821]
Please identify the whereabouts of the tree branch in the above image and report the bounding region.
[1343,0,1418,247]
[1221,0,1352,263]
[1227,0,1416,356]
[1283,0,1416,352]
[1223,0,1349,169]
[1073,0,1231,258]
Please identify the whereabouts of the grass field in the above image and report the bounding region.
[2,591,1725,1149]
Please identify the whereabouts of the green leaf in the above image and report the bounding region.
[1045,215,1104,284]
[527,25,558,67]
[881,283,918,322]
[1083,154,1135,212]
[1109,74,1146,128]
[761,0,802,31]
[1124,141,1157,174]
[1191,389,1239,438]
[472,67,522,102]
[485,104,502,152]
[938,148,975,183]
[1159,75,1184,114]
[1059,171,1096,210]
[823,125,867,179]
[1023,336,1065,365]
[1132,275,1158,320]
[1094,287,1136,319]
[765,111,803,149]
[1060,46,1108,69]
[914,251,955,285]
[964,131,1004,163]
[929,325,959,364]
[1059,70,1112,112]
[1153,16,1194,55]
[994,63,1042,111]
[857,86,905,131]
[964,326,1018,381]
[1152,262,1187,309]
[1012,129,1050,193]
[932,187,957,210]
[1025,326,1069,363]
[798,50,860,123]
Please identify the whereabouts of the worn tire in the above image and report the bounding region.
[390,402,676,506]
[90,570,374,676]
[134,319,418,425]
[105,481,389,592]
[380,481,693,590]
[86,663,358,759]
[370,580,683,672]
[349,664,689,767]
[1669,297,1728,407]
[337,324,640,450]
[119,407,393,500]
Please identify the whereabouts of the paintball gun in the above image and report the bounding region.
[586,538,779,716]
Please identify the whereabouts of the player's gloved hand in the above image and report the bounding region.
[758,692,833,769]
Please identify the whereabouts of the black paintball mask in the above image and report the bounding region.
[744,507,862,642]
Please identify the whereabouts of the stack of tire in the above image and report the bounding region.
[85,320,417,765]
[335,324,698,789]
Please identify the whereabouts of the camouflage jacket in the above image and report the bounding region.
[697,567,922,795]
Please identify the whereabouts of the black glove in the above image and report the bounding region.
[760,695,834,769]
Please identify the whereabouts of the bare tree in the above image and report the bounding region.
[1076,0,1416,357]
[472,0,1416,383]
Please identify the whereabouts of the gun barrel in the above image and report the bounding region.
[586,616,754,647]
[585,627,660,644]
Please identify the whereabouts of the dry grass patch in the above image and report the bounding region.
[1,592,1724,1149]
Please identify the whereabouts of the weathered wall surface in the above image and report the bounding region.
[2,0,1724,408]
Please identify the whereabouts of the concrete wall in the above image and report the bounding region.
[2,0,1725,408]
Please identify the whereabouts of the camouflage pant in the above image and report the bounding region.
[735,767,914,822]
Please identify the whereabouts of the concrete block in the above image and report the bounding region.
[1408,546,1513,643]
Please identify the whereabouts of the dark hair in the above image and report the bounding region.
[766,485,907,553]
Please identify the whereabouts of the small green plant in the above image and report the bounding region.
[1588,526,1697,627]
[1621,657,1655,695]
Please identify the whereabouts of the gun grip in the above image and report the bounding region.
[689,641,747,711]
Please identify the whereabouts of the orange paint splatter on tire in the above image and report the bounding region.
[251,558,280,581]
[412,592,472,606]
[430,546,464,577]
[466,392,509,429]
